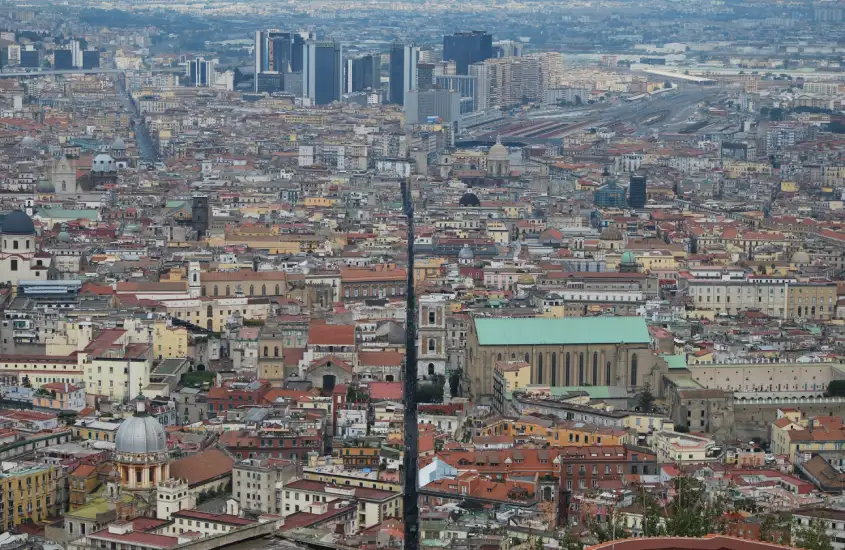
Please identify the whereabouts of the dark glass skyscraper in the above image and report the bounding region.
[628,174,647,208]
[443,31,492,74]
[389,43,418,105]
[303,40,343,105]
[347,54,379,93]
[82,50,100,69]
[53,49,73,70]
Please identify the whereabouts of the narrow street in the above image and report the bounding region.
[115,73,160,163]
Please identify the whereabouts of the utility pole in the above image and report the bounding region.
[401,178,419,550]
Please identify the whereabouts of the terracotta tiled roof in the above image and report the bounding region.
[169,448,233,487]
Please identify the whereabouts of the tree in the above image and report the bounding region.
[663,476,728,537]
[558,530,583,550]
[793,519,833,550]
[758,265,767,274]
[759,514,778,542]
[637,384,655,413]
[827,380,845,397]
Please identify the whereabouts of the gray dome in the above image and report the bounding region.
[458,244,474,259]
[111,137,126,150]
[2,210,35,235]
[57,231,71,243]
[115,411,167,454]
[92,153,116,173]
[488,137,508,162]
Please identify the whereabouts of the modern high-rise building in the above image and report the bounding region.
[405,88,461,125]
[443,31,492,75]
[347,54,379,93]
[417,63,434,91]
[493,40,523,58]
[435,74,477,113]
[20,49,38,68]
[254,30,313,91]
[628,174,647,208]
[70,39,82,68]
[303,40,343,105]
[82,50,100,69]
[388,42,418,105]
[188,57,215,87]
[53,49,73,70]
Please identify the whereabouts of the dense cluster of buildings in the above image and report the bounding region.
[1,2,845,550]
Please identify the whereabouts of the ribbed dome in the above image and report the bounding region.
[2,210,35,235]
[488,136,508,162]
[57,231,71,243]
[111,137,126,150]
[115,408,167,454]
[458,244,474,259]
[459,192,480,207]
[37,180,55,193]
[621,251,638,266]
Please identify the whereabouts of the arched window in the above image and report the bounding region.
[497,353,502,361]
[631,354,638,387]
[428,364,435,376]
[249,285,254,296]
[579,353,584,385]
[428,339,435,352]
[213,285,218,296]
[263,346,269,357]
[261,284,266,296]
[565,353,570,386]
[274,346,279,357]
[207,305,213,318]
[537,354,543,385]
[606,361,611,386]
[551,353,557,386]
[525,353,530,365]
[225,285,230,296]
[592,352,598,385]
[275,284,280,295]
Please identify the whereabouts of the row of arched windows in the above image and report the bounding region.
[496,351,639,386]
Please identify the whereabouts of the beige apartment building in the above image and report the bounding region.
[687,274,835,320]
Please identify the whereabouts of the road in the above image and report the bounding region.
[114,75,160,163]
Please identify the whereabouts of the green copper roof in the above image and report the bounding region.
[38,208,99,221]
[474,316,651,346]
[661,354,689,370]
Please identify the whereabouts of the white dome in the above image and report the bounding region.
[488,137,509,162]
[115,410,167,454]
[92,153,116,173]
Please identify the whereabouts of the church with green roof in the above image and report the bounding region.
[466,316,659,402]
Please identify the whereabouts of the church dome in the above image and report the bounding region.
[20,136,38,148]
[517,273,534,285]
[115,404,167,455]
[458,244,474,259]
[792,250,811,265]
[92,153,116,173]
[2,210,35,235]
[57,231,71,243]
[111,137,126,150]
[620,251,638,266]
[600,227,623,241]
[488,137,509,162]
[459,192,481,207]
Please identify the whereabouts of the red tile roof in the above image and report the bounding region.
[169,448,233,487]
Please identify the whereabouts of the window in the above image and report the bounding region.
[12,241,17,250]
[606,361,611,385]
[429,311,435,324]
[551,353,557,386]
[631,354,638,386]
[592,352,598,385]
[579,353,584,385]
[10,260,17,271]
[565,353,570,386]
[428,339,435,352]
[537,353,543,384]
